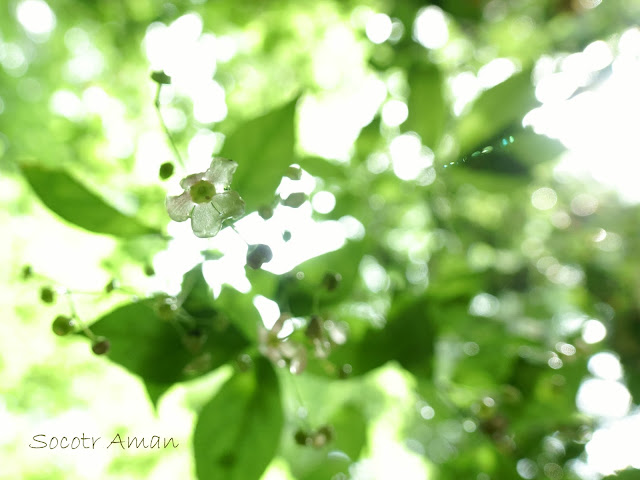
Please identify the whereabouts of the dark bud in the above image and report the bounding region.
[52,315,75,336]
[294,429,309,446]
[285,165,302,180]
[282,192,307,208]
[311,425,333,448]
[40,286,56,304]
[104,279,117,293]
[21,265,33,280]
[144,264,155,276]
[258,205,274,220]
[305,315,324,341]
[282,230,292,242]
[159,162,174,180]
[246,244,273,270]
[151,70,171,85]
[92,337,110,355]
[321,272,342,291]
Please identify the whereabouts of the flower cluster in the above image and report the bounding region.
[166,157,245,238]
[258,314,308,375]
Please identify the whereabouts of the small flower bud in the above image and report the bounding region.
[258,205,274,220]
[312,425,334,447]
[104,279,117,293]
[151,71,171,84]
[92,337,110,355]
[294,429,309,446]
[21,265,33,280]
[144,264,155,276]
[282,230,292,242]
[52,315,75,336]
[40,286,56,304]
[321,272,342,291]
[159,162,174,180]
[282,192,307,208]
[246,244,273,270]
[285,165,302,180]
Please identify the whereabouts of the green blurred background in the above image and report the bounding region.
[2,0,640,479]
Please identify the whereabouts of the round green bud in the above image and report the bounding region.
[190,180,216,203]
[258,205,274,220]
[52,315,75,336]
[321,272,342,291]
[294,429,309,446]
[285,165,302,180]
[159,162,174,180]
[144,264,155,276]
[40,286,56,304]
[92,337,110,355]
[246,244,273,270]
[151,71,171,85]
[282,230,292,242]
[21,265,33,280]
[104,279,117,293]
[282,192,307,208]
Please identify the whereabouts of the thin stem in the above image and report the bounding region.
[230,224,250,246]
[65,291,97,341]
[154,83,185,169]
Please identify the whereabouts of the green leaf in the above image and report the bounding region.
[330,294,435,377]
[193,358,283,480]
[20,163,159,238]
[143,381,171,410]
[274,240,364,316]
[300,404,368,480]
[87,298,248,383]
[221,97,298,211]
[456,69,538,157]
[404,63,447,150]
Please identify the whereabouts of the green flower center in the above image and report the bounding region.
[190,180,216,203]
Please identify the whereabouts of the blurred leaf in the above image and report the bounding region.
[143,381,171,410]
[88,298,247,383]
[331,294,435,377]
[274,240,364,316]
[221,97,298,211]
[604,469,640,480]
[283,402,368,480]
[456,69,537,157]
[87,265,249,384]
[404,63,447,150]
[193,358,283,480]
[20,163,160,237]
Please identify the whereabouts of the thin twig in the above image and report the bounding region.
[154,83,185,169]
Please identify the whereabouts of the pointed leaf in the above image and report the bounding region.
[193,358,283,480]
[404,63,447,150]
[221,98,298,211]
[87,298,248,383]
[20,164,159,237]
[456,69,537,156]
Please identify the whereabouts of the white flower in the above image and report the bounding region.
[165,157,245,238]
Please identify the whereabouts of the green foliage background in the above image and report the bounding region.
[2,0,640,479]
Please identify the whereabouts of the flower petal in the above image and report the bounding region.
[204,157,238,190]
[190,203,223,238]
[166,191,195,222]
[212,191,245,219]
[180,172,206,189]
